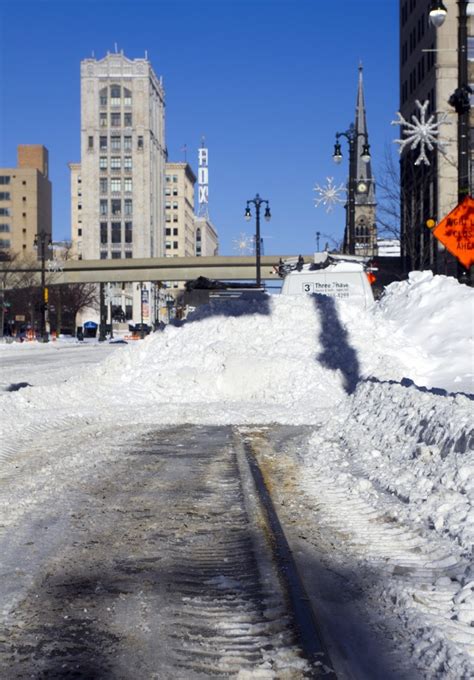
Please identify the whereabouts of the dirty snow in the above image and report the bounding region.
[0,271,473,677]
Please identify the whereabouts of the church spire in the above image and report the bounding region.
[354,63,375,205]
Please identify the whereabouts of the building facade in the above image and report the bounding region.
[0,145,52,260]
[399,0,473,274]
[72,51,166,323]
[194,216,219,257]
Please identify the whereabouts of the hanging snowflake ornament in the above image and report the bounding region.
[313,177,346,212]
[391,99,451,166]
[232,232,254,255]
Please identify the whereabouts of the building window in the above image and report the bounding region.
[99,156,107,170]
[124,136,132,151]
[124,112,132,127]
[111,156,121,170]
[137,136,143,150]
[173,241,178,249]
[0,192,10,200]
[124,198,132,215]
[165,188,171,196]
[165,215,171,222]
[125,221,132,243]
[0,239,11,248]
[172,175,178,183]
[100,199,108,215]
[165,228,171,236]
[124,88,132,106]
[111,112,121,127]
[100,178,108,194]
[111,251,121,259]
[165,201,171,209]
[110,85,121,106]
[78,228,82,236]
[111,178,121,193]
[173,215,178,223]
[124,156,132,170]
[0,224,10,232]
[124,178,132,192]
[173,228,178,236]
[111,222,121,243]
[109,136,120,151]
[0,208,10,216]
[100,88,108,106]
[172,201,178,210]
[100,113,107,127]
[100,251,107,260]
[100,136,107,150]
[165,175,171,183]
[125,251,132,259]
[165,241,171,249]
[88,136,94,150]
[100,222,108,244]
[111,199,121,215]
[172,188,178,196]
[78,204,82,211]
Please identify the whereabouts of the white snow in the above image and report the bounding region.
[0,272,473,676]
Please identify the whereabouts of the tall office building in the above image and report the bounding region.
[398,0,473,273]
[0,145,52,260]
[71,50,166,322]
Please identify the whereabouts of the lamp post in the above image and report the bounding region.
[244,193,271,287]
[137,282,145,339]
[34,232,51,342]
[429,0,472,281]
[333,124,371,255]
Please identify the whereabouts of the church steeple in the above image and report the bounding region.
[354,64,375,205]
[352,64,377,256]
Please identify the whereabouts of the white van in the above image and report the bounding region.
[279,253,375,309]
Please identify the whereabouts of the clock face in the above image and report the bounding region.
[357,182,368,193]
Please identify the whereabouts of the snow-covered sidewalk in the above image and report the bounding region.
[0,272,472,677]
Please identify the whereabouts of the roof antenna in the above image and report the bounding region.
[114,42,118,53]
[145,49,148,60]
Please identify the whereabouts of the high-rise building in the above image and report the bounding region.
[0,145,52,260]
[71,50,166,323]
[398,0,473,274]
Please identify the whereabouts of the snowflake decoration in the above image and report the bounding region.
[232,232,254,255]
[46,258,63,272]
[313,177,346,212]
[391,99,451,166]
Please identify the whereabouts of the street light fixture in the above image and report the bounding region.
[244,193,271,288]
[332,123,371,254]
[428,0,448,28]
[33,232,51,342]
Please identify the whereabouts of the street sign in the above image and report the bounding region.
[432,196,474,269]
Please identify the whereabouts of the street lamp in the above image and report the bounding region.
[244,193,271,287]
[33,232,51,342]
[333,123,371,254]
[137,282,145,339]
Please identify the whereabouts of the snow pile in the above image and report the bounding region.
[374,270,473,393]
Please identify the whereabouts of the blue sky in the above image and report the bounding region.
[0,0,399,256]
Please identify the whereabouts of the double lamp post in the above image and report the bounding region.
[34,231,51,342]
[244,193,271,287]
[332,125,371,255]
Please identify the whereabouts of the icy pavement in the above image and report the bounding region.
[0,424,311,678]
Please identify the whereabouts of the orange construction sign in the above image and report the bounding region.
[432,196,474,269]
